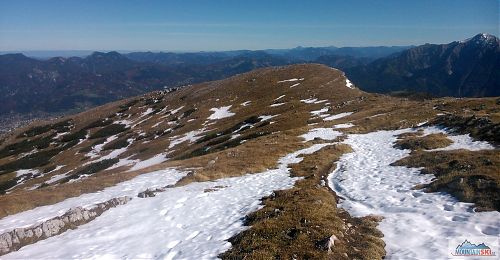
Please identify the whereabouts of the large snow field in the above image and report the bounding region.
[0,169,188,234]
[329,129,500,259]
[2,140,332,259]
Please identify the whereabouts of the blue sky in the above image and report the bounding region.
[0,0,498,51]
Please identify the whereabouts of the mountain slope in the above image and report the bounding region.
[0,64,498,259]
[346,33,500,97]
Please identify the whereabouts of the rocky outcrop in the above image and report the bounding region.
[0,196,131,255]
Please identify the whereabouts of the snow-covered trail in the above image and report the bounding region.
[3,143,329,259]
[329,129,500,259]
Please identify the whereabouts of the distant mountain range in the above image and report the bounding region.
[345,33,500,97]
[0,33,498,121]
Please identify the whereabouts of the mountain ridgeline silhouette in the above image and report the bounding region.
[0,33,498,119]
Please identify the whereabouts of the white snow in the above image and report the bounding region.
[301,98,318,104]
[300,128,343,142]
[329,129,500,259]
[86,136,118,159]
[152,121,163,128]
[114,119,132,128]
[169,129,206,149]
[368,113,386,118]
[0,169,188,234]
[345,78,354,89]
[15,169,39,178]
[45,172,70,185]
[128,154,168,172]
[259,115,278,121]
[310,107,329,116]
[240,101,251,107]
[141,108,154,117]
[301,98,327,104]
[108,155,140,170]
[48,165,65,173]
[323,112,353,121]
[274,95,286,101]
[421,126,495,151]
[170,106,185,115]
[270,102,285,107]
[3,141,332,260]
[289,83,301,88]
[333,123,355,129]
[208,106,235,120]
[277,78,304,83]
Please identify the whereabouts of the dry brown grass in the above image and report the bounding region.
[393,150,500,211]
[221,144,386,260]
[395,133,453,151]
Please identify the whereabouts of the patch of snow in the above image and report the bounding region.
[15,169,39,178]
[169,129,206,149]
[240,101,251,107]
[310,107,329,116]
[301,98,327,104]
[128,154,168,172]
[333,123,355,129]
[53,132,68,140]
[368,113,386,118]
[277,78,304,83]
[301,98,319,104]
[259,115,278,121]
[115,120,132,128]
[208,106,235,120]
[301,128,343,142]
[345,78,354,89]
[289,83,300,88]
[46,165,65,174]
[0,169,188,234]
[417,121,428,127]
[170,106,185,115]
[152,121,162,128]
[141,108,154,117]
[323,112,353,121]
[45,172,70,185]
[270,103,285,107]
[274,95,286,101]
[329,129,500,259]
[86,136,118,159]
[109,156,139,170]
[421,126,495,151]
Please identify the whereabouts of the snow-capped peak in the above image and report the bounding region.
[460,33,499,45]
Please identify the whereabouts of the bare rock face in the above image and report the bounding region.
[0,196,131,255]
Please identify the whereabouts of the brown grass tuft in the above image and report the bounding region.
[393,150,500,211]
[395,133,453,151]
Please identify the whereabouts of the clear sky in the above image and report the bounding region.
[0,0,498,51]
